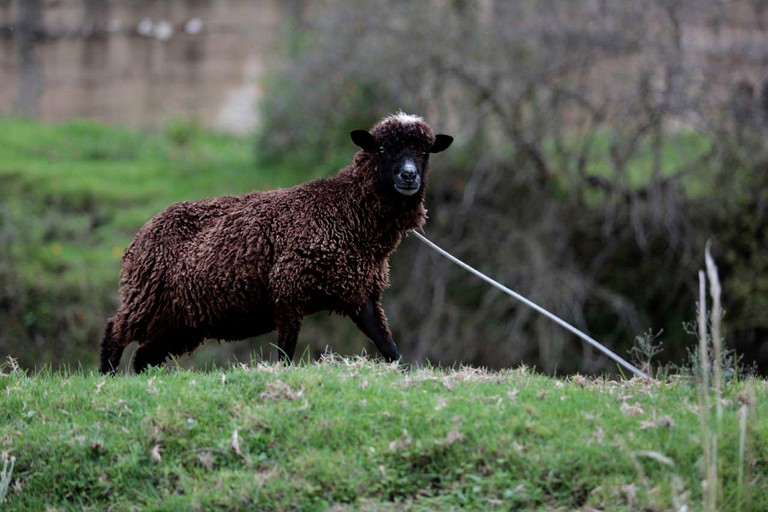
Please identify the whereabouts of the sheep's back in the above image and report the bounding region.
[118,194,275,330]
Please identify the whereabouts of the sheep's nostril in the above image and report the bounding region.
[400,163,418,181]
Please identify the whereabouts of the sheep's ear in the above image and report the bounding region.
[351,130,376,151]
[430,134,453,153]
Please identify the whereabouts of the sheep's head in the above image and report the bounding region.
[351,113,452,197]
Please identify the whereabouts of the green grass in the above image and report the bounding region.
[548,128,716,197]
[0,117,313,238]
[1,358,766,511]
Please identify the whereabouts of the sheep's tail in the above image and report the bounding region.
[99,317,123,375]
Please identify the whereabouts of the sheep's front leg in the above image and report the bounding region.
[275,309,301,364]
[350,295,402,363]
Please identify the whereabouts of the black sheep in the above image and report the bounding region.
[100,112,453,373]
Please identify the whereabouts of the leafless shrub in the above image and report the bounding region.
[256,0,767,373]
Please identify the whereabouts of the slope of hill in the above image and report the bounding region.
[1,358,765,511]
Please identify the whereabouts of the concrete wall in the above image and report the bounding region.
[0,0,303,133]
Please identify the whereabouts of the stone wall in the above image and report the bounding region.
[0,0,304,133]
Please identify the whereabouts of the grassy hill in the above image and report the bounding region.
[1,358,766,511]
[1,118,765,510]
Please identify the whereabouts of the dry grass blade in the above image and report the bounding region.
[3,356,21,376]
[697,269,715,511]
[231,429,242,456]
[697,270,709,390]
[705,243,723,419]
[635,450,675,467]
[150,444,162,463]
[698,243,728,512]
[231,429,252,466]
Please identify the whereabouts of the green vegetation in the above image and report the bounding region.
[549,129,716,195]
[0,358,765,511]
[0,116,313,248]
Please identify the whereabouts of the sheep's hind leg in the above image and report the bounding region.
[349,296,401,363]
[100,317,126,375]
[275,309,302,364]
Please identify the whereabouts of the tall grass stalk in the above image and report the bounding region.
[697,270,714,510]
[705,246,723,423]
[697,244,726,512]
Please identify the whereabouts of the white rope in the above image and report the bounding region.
[410,230,649,379]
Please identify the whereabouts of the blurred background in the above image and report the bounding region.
[1,0,767,375]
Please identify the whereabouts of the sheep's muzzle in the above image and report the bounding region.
[394,158,421,196]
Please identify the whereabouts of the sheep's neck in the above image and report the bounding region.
[356,185,426,253]
[338,160,427,253]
